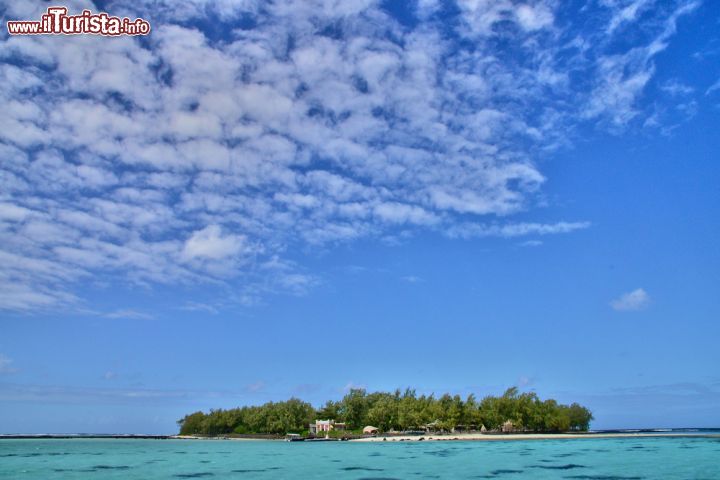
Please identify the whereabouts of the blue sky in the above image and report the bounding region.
[0,0,718,433]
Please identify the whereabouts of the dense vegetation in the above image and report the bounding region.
[178,387,593,435]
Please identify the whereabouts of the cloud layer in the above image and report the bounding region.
[0,0,699,311]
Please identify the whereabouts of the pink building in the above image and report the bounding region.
[309,419,346,435]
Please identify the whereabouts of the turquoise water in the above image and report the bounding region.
[1,437,719,479]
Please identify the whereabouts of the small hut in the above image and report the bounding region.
[424,420,440,432]
[480,424,487,433]
[363,426,379,435]
[502,420,515,433]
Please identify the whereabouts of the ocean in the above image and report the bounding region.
[1,435,719,479]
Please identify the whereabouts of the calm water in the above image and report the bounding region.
[1,436,719,479]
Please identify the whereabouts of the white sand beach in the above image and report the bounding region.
[350,432,719,442]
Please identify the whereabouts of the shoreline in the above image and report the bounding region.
[349,432,720,442]
[169,432,720,442]
[3,432,718,442]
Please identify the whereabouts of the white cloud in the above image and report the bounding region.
[0,354,18,374]
[246,381,265,393]
[447,221,591,239]
[585,1,700,127]
[374,202,439,225]
[181,225,248,261]
[0,382,248,404]
[342,381,367,392]
[517,375,534,387]
[706,78,720,96]
[605,0,653,34]
[416,0,441,19]
[181,301,219,315]
[457,0,555,36]
[611,288,651,311]
[519,240,543,247]
[401,275,423,283]
[0,202,34,221]
[104,309,155,320]
[661,79,694,96]
[584,53,654,126]
[0,281,78,312]
[515,3,554,32]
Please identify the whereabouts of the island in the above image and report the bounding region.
[177,387,593,439]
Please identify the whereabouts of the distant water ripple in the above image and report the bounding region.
[0,436,718,479]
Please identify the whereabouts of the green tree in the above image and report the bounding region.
[479,396,502,430]
[177,411,206,435]
[367,394,398,431]
[566,403,593,431]
[338,389,368,429]
[317,400,340,421]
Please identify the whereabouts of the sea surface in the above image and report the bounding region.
[1,435,719,479]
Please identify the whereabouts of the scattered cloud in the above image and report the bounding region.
[181,225,249,262]
[606,0,653,34]
[342,381,367,393]
[447,221,591,239]
[0,0,698,312]
[180,301,219,315]
[0,354,18,374]
[401,275,423,283]
[292,383,323,395]
[611,288,651,311]
[607,382,720,396]
[246,381,265,393]
[0,382,246,404]
[706,78,720,96]
[104,309,155,320]
[517,375,534,388]
[518,240,543,247]
[342,265,369,275]
[585,0,700,128]
[661,79,695,96]
[556,382,720,428]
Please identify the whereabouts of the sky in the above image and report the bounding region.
[0,0,718,434]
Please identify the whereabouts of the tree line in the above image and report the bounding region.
[177,387,593,436]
